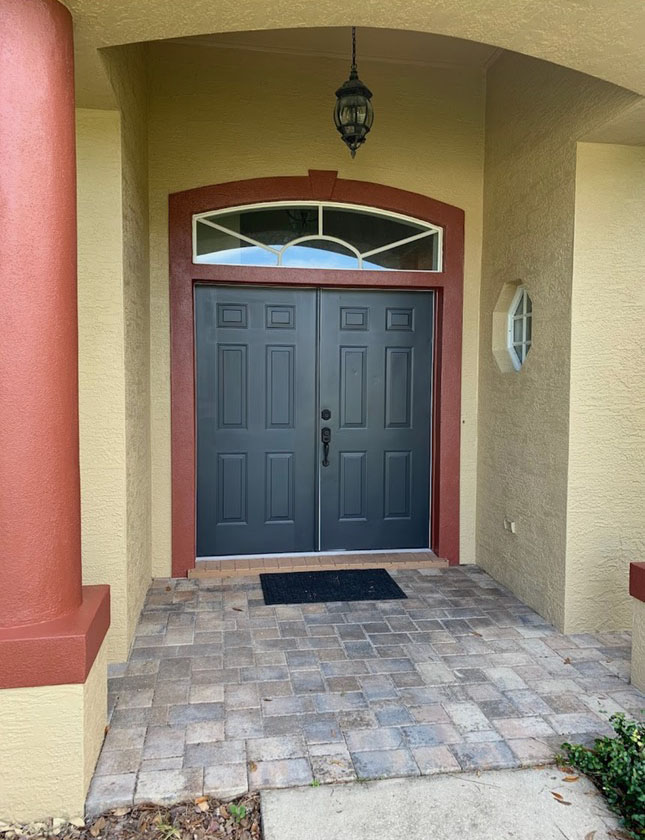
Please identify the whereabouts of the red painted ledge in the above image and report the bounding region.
[0,585,110,689]
[629,563,645,604]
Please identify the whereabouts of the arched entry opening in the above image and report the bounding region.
[169,170,463,576]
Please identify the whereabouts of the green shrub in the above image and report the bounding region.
[561,712,645,838]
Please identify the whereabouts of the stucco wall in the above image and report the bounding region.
[477,53,637,629]
[102,45,152,647]
[564,143,645,632]
[147,42,486,575]
[0,641,107,822]
[76,109,128,660]
[76,45,152,663]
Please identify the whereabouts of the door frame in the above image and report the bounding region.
[169,170,464,577]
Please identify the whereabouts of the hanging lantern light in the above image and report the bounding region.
[334,27,374,158]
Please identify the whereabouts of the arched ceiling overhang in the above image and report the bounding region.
[65,1,645,140]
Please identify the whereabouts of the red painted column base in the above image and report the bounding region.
[0,585,110,689]
[629,562,645,603]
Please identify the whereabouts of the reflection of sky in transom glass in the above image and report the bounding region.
[282,245,360,269]
[194,246,276,266]
[194,244,389,270]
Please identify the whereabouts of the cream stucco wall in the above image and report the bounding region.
[147,42,485,576]
[103,45,153,646]
[0,642,107,823]
[76,44,152,663]
[477,53,637,630]
[77,109,129,660]
[564,143,645,632]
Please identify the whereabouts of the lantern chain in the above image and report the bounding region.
[352,26,357,72]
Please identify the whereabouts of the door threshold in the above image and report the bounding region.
[189,549,447,579]
[198,547,433,561]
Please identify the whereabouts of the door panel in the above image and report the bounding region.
[319,289,434,550]
[195,286,316,556]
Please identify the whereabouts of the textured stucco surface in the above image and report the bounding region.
[76,109,128,660]
[565,144,645,633]
[632,599,645,693]
[76,45,152,663]
[104,46,153,648]
[62,0,645,138]
[0,641,107,823]
[476,53,637,630]
[146,42,485,576]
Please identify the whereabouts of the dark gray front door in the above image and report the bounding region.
[195,286,433,557]
[319,290,433,551]
[195,286,317,556]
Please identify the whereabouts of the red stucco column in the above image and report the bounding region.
[0,0,109,687]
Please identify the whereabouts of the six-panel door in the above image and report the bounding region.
[195,286,317,556]
[195,285,433,556]
[319,290,433,550]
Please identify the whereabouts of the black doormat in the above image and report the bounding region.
[260,568,407,606]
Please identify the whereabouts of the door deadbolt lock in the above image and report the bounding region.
[321,409,331,420]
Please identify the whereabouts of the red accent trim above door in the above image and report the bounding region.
[169,171,464,577]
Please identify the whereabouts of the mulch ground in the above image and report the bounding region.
[0,794,261,840]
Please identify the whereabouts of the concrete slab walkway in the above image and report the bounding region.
[87,566,644,814]
[261,767,623,840]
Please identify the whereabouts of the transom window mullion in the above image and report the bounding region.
[360,230,434,259]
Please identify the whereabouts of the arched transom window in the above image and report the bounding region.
[193,202,443,271]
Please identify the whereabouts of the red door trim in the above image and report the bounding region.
[169,170,464,577]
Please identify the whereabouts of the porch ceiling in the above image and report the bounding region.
[66,1,645,140]
[164,28,501,70]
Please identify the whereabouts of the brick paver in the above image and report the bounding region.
[86,567,644,814]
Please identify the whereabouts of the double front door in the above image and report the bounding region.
[195,285,434,557]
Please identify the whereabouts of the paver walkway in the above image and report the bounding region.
[87,566,644,814]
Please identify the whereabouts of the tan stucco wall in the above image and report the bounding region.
[103,46,153,646]
[564,143,645,632]
[0,642,107,823]
[77,109,128,660]
[76,44,152,663]
[632,599,645,693]
[476,53,637,630]
[147,42,485,575]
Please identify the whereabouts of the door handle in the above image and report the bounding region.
[321,427,331,467]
